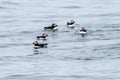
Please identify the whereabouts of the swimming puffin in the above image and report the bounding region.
[67,20,75,28]
[36,33,48,40]
[44,23,58,31]
[33,41,48,48]
[79,27,87,36]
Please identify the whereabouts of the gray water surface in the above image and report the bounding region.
[0,0,120,80]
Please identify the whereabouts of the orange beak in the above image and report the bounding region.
[45,34,48,37]
[33,42,35,44]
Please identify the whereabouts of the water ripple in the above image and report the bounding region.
[60,6,82,9]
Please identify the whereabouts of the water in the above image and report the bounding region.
[0,0,120,80]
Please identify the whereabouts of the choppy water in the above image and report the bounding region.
[0,0,120,80]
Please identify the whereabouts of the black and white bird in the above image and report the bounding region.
[79,27,87,35]
[36,33,48,40]
[44,23,58,31]
[33,41,48,48]
[67,20,75,28]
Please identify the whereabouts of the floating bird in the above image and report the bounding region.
[79,27,87,36]
[44,23,58,31]
[33,41,48,48]
[67,20,75,28]
[36,33,48,40]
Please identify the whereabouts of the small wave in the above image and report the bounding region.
[1,74,98,80]
[62,56,107,61]
[80,13,120,18]
[0,43,31,49]
[20,31,34,34]
[0,20,17,23]
[0,6,9,10]
[0,45,9,48]
[30,20,44,23]
[2,1,19,5]
[0,56,31,62]
[1,74,28,80]
[0,35,8,38]
[60,6,82,9]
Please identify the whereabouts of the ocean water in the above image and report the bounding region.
[0,0,120,80]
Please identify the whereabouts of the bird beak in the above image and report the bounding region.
[46,34,48,36]
[33,42,35,44]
